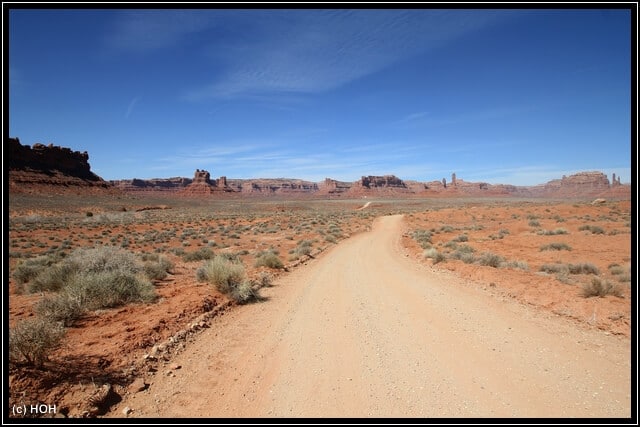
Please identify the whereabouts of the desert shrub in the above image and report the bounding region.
[540,243,572,251]
[439,225,454,233]
[528,220,541,227]
[12,254,64,285]
[144,255,174,280]
[504,260,529,271]
[477,252,505,268]
[537,228,569,236]
[198,256,258,303]
[28,263,76,293]
[67,246,142,276]
[579,225,605,234]
[540,263,569,274]
[325,234,337,244]
[411,230,433,249]
[582,277,623,298]
[9,318,65,367]
[608,264,624,275]
[568,263,600,275]
[424,248,445,264]
[295,240,313,256]
[183,247,214,262]
[453,234,468,242]
[65,271,157,310]
[432,251,446,264]
[255,251,284,269]
[34,294,83,326]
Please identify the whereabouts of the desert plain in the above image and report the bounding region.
[7,192,632,418]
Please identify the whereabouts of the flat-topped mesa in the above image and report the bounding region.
[8,137,101,181]
[355,175,407,189]
[110,177,192,192]
[226,178,319,194]
[540,171,611,197]
[318,178,353,194]
[8,137,116,194]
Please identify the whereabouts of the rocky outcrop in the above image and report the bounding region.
[178,169,234,195]
[535,171,612,197]
[227,179,319,194]
[317,178,353,195]
[8,137,114,194]
[110,177,192,192]
[107,169,629,200]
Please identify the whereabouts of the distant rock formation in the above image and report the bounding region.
[178,169,234,195]
[108,168,632,200]
[318,178,353,195]
[226,178,319,194]
[110,177,192,192]
[8,137,114,194]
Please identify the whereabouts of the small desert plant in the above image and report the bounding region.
[28,263,76,293]
[453,234,468,242]
[9,318,65,367]
[579,225,605,234]
[504,260,529,271]
[540,242,572,251]
[540,263,569,274]
[255,251,284,269]
[411,230,433,248]
[12,253,64,285]
[183,247,214,262]
[143,255,174,280]
[582,277,623,298]
[568,263,600,275]
[608,264,624,275]
[197,256,258,303]
[528,220,541,227]
[477,252,505,268]
[65,270,157,310]
[537,228,569,236]
[34,294,83,326]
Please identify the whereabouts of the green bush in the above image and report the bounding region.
[9,318,65,367]
[582,277,623,298]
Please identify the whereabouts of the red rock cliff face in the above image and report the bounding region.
[8,137,114,194]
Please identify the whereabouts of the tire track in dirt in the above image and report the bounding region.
[112,215,631,418]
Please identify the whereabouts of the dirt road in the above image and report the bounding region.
[114,215,631,418]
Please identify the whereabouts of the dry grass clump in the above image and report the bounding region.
[197,255,259,304]
[582,277,623,298]
[9,318,65,367]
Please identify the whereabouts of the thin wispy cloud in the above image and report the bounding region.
[106,10,215,52]
[125,96,140,119]
[185,10,513,100]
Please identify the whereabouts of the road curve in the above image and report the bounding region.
[116,215,631,418]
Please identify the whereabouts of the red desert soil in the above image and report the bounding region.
[8,198,631,418]
[109,215,630,418]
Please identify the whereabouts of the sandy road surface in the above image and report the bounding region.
[114,215,631,418]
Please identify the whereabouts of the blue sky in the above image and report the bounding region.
[8,8,632,185]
